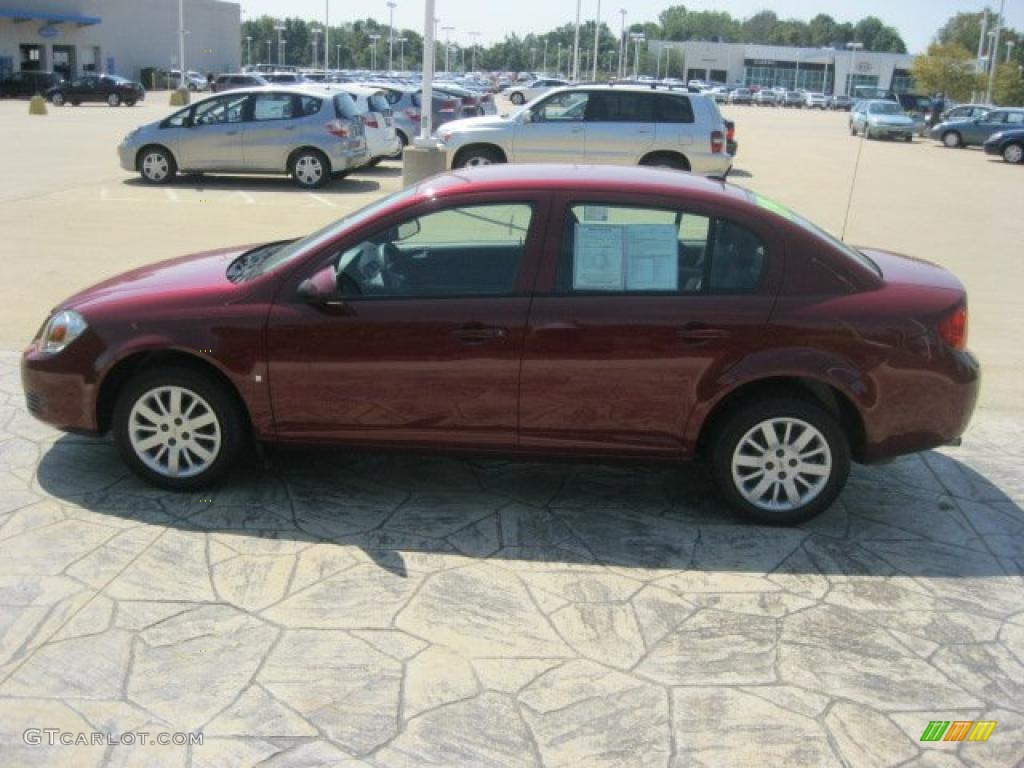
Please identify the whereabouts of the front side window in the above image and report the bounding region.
[535,91,589,122]
[334,203,534,298]
[1006,112,1024,125]
[555,203,766,295]
[193,94,247,125]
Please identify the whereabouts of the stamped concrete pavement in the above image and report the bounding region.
[0,351,1022,767]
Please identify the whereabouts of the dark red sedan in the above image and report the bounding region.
[21,166,978,524]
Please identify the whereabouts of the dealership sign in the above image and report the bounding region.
[38,24,59,39]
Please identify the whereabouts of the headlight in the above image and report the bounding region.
[39,310,88,355]
[437,130,452,144]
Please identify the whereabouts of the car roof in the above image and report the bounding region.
[413,164,748,204]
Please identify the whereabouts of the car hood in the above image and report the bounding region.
[440,114,513,134]
[868,114,913,126]
[59,245,257,315]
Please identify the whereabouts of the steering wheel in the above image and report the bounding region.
[377,242,407,291]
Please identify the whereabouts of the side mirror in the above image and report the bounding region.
[297,266,345,309]
[395,219,420,241]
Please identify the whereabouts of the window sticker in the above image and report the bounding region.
[625,224,678,290]
[573,224,625,290]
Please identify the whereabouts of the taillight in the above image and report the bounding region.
[364,117,380,129]
[439,99,457,114]
[325,120,350,138]
[937,305,968,350]
[726,124,735,141]
[404,108,421,121]
[710,130,724,154]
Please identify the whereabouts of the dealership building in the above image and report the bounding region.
[0,0,240,81]
[649,40,917,95]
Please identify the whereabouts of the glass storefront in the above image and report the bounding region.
[844,73,880,96]
[891,69,914,94]
[743,59,827,91]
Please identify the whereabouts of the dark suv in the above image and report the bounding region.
[46,74,145,107]
[0,70,64,98]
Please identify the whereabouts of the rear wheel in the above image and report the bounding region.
[138,146,176,184]
[453,146,504,168]
[640,153,689,171]
[125,98,137,107]
[712,398,850,525]
[50,92,65,106]
[290,149,330,188]
[107,93,121,107]
[1002,142,1024,164]
[510,92,525,105]
[942,131,962,148]
[904,135,913,143]
[113,367,246,491]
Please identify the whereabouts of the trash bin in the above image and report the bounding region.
[140,67,157,90]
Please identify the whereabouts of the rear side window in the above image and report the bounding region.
[297,95,322,116]
[369,93,390,113]
[656,94,694,123]
[252,92,294,121]
[333,92,358,119]
[555,203,766,294]
[613,92,656,122]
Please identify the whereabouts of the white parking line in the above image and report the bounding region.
[236,191,256,204]
[308,193,335,207]
[165,189,180,203]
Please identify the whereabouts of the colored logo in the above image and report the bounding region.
[38,24,59,39]
[920,721,997,742]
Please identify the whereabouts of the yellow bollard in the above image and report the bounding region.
[169,87,191,107]
[28,95,47,115]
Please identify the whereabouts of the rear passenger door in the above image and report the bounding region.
[519,196,782,457]
[242,91,306,171]
[583,92,656,164]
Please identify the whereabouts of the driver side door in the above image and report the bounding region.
[265,193,552,448]
[512,91,588,163]
[177,93,248,170]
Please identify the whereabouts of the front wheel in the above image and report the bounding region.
[510,92,525,105]
[107,93,121,107]
[1002,142,1024,164]
[942,131,962,148]
[453,146,504,168]
[139,147,176,184]
[712,398,850,525]
[113,367,246,491]
[290,149,330,188]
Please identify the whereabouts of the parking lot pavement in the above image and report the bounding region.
[0,351,1023,767]
[1,98,1023,766]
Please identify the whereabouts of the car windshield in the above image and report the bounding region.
[869,102,901,115]
[744,190,881,276]
[253,186,420,277]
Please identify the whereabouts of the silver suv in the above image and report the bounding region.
[118,87,369,188]
[437,85,732,176]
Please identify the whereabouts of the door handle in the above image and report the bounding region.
[453,324,508,343]
[677,323,730,343]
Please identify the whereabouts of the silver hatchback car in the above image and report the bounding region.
[118,87,370,188]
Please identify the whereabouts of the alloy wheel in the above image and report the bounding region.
[128,385,222,479]
[1003,143,1024,164]
[730,417,832,513]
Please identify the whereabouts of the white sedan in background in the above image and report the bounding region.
[506,78,571,106]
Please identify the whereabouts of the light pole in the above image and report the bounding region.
[265,40,271,65]
[845,41,863,97]
[442,25,454,73]
[630,32,644,79]
[369,34,380,71]
[324,1,329,73]
[311,26,320,70]
[543,38,548,74]
[986,0,1006,105]
[177,0,186,79]
[469,31,480,73]
[434,17,440,74]
[572,0,581,81]
[531,47,536,71]
[386,1,397,72]
[245,36,252,68]
[398,37,407,71]
[336,44,341,69]
[592,0,601,81]
[274,23,286,67]
[618,9,626,78]
[557,42,562,76]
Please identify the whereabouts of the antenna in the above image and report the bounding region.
[840,123,866,242]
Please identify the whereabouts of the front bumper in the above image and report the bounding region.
[869,124,913,139]
[21,341,101,435]
[983,141,1002,156]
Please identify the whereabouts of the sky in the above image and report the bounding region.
[238,1,1024,54]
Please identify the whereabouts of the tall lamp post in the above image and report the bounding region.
[985,0,1006,104]
[265,40,271,65]
[442,25,454,73]
[469,31,480,73]
[245,36,252,67]
[398,37,407,71]
[542,37,548,74]
[177,0,186,80]
[618,9,626,78]
[630,32,644,79]
[324,1,329,73]
[386,1,397,72]
[311,26,320,70]
[274,23,286,67]
[591,0,601,81]
[368,34,380,70]
[336,43,341,69]
[845,41,863,97]
[572,0,581,81]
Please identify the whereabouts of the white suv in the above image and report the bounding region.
[437,85,732,177]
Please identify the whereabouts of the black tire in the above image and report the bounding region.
[849,123,857,136]
[942,131,962,149]
[107,93,121,107]
[711,397,850,526]
[453,146,504,169]
[125,98,137,107]
[290,148,330,188]
[113,366,247,491]
[639,153,688,171]
[366,157,383,167]
[390,131,408,160]
[138,146,177,184]
[50,92,65,106]
[510,92,525,105]
[1002,142,1024,164]
[71,99,81,106]
[904,135,913,143]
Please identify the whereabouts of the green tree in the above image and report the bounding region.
[911,42,984,101]
[993,62,1024,105]
[937,11,986,53]
[807,14,838,47]
[741,11,779,43]
[853,16,906,53]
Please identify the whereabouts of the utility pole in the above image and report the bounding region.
[845,41,863,97]
[274,23,285,67]
[572,0,581,81]
[398,37,407,71]
[369,34,380,70]
[442,25,454,74]
[630,32,644,79]
[618,9,626,78]
[311,26,320,70]
[324,1,329,72]
[469,31,480,73]
[386,1,397,72]
[592,0,601,81]
[986,0,1006,105]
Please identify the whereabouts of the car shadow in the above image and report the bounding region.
[354,163,403,178]
[121,176,382,195]
[728,169,753,178]
[36,435,1023,581]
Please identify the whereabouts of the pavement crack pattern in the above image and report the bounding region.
[0,352,1022,766]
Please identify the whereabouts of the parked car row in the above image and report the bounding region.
[929,106,1024,161]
